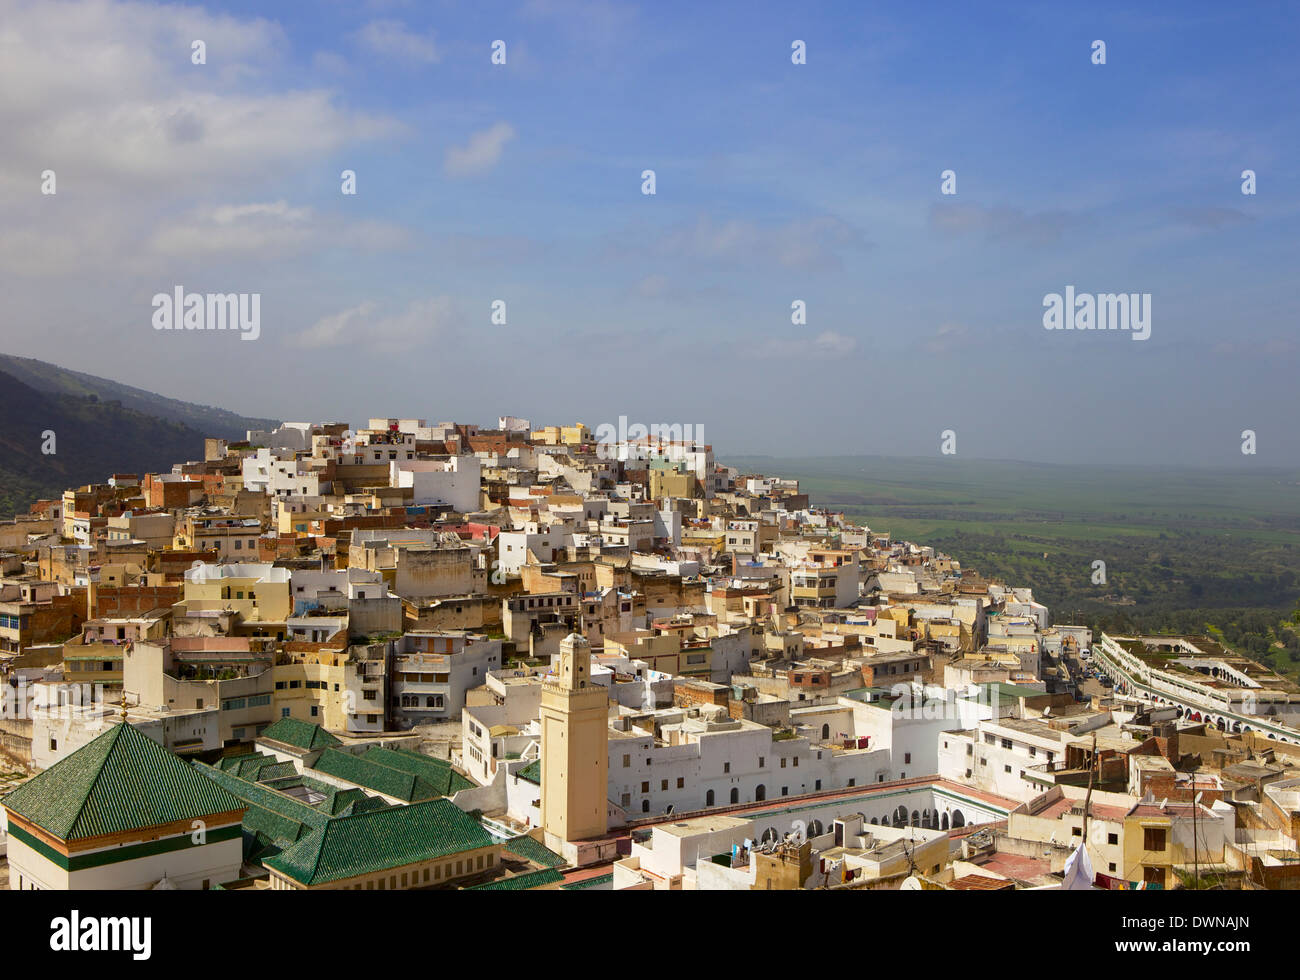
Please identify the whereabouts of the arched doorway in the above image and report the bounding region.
[706,789,715,807]
[822,723,830,740]
[755,784,766,802]
[729,788,739,805]
[941,812,950,830]
[951,810,966,829]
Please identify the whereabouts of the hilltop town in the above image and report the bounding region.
[1,417,1298,891]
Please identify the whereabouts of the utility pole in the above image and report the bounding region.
[1082,732,1098,845]
[1193,789,1201,888]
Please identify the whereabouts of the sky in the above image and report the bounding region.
[0,0,1297,467]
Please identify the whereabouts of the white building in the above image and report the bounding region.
[3,723,243,890]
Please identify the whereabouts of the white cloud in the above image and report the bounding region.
[148,199,412,259]
[0,0,403,278]
[354,19,439,64]
[445,122,516,177]
[924,322,969,355]
[289,297,459,350]
[749,331,859,359]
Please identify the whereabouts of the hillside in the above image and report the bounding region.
[0,353,275,440]
[0,369,220,518]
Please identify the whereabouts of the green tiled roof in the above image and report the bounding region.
[263,798,496,886]
[345,796,392,816]
[466,868,565,891]
[516,759,541,785]
[561,873,613,890]
[219,752,285,781]
[255,761,299,782]
[1,723,244,842]
[321,787,369,816]
[258,717,342,751]
[360,746,475,797]
[198,763,329,831]
[196,761,328,859]
[312,748,438,802]
[504,834,565,869]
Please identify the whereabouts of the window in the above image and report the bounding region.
[676,777,684,789]
[780,757,787,768]
[641,781,649,793]
[1108,833,1118,846]
[1004,765,1012,773]
[49,737,57,751]
[642,800,650,813]
[622,754,630,768]
[904,752,911,764]
[660,779,668,791]
[281,708,291,718]
[723,762,730,774]
[1144,828,1167,851]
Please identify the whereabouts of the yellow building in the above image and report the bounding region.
[540,632,609,850]
[1121,800,1218,888]
[180,563,292,623]
[560,424,590,446]
[273,653,347,730]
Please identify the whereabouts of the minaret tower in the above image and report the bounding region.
[540,631,608,850]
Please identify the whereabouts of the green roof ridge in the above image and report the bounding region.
[467,868,565,891]
[3,723,243,841]
[312,748,440,802]
[259,717,343,751]
[263,798,496,886]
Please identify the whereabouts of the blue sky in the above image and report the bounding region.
[1,0,1297,466]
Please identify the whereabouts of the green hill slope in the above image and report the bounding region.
[0,353,275,440]
[0,369,222,518]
